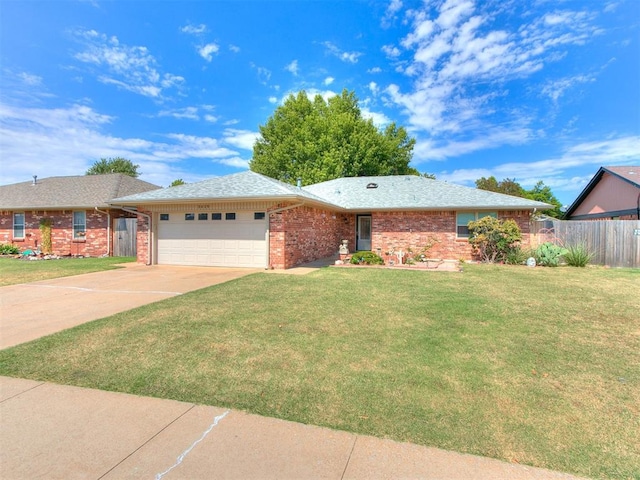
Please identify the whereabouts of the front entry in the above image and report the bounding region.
[356,215,372,251]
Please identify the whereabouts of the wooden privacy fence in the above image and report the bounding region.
[530,219,640,268]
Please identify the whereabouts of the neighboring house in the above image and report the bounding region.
[564,166,640,220]
[111,171,551,269]
[0,174,161,257]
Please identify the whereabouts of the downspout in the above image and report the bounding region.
[266,202,305,269]
[113,206,152,265]
[94,207,111,257]
[637,192,640,220]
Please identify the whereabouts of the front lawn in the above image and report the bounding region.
[0,265,637,479]
[0,256,136,286]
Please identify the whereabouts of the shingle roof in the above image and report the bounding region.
[303,175,552,210]
[110,171,551,211]
[0,174,161,209]
[111,170,331,205]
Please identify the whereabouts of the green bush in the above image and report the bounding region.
[563,243,594,267]
[350,251,384,265]
[535,242,568,267]
[0,244,20,255]
[468,216,522,263]
[504,246,534,265]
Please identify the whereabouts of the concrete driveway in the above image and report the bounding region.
[0,264,258,349]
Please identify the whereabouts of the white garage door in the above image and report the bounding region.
[157,211,267,268]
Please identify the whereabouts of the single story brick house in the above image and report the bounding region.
[0,174,160,257]
[111,171,551,269]
[564,166,640,220]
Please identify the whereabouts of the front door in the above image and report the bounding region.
[357,215,372,251]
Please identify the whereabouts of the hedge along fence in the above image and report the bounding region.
[531,219,640,268]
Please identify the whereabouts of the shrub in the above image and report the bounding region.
[350,251,384,265]
[504,246,534,265]
[563,243,594,267]
[0,244,20,255]
[468,216,522,263]
[535,242,568,267]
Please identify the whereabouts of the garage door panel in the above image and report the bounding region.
[158,214,267,268]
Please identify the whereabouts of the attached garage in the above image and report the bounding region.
[157,211,268,268]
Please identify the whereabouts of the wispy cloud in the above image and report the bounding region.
[324,76,334,86]
[285,59,299,76]
[222,128,259,150]
[158,106,199,120]
[198,43,219,62]
[250,63,272,85]
[383,0,604,159]
[0,101,245,186]
[180,23,207,35]
[72,29,183,98]
[437,135,640,194]
[382,0,403,27]
[321,41,362,63]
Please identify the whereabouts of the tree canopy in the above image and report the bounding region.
[86,157,140,177]
[475,176,563,218]
[169,179,186,187]
[250,89,417,185]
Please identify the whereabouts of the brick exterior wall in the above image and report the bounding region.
[135,209,152,264]
[0,209,115,256]
[371,210,533,263]
[268,205,352,269]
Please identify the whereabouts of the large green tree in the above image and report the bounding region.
[475,176,563,218]
[250,89,417,185]
[86,157,140,177]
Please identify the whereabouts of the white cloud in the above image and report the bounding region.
[180,24,207,35]
[321,41,362,63]
[368,67,382,74]
[222,129,259,150]
[382,44,401,58]
[0,102,246,187]
[285,60,299,76]
[72,29,183,98]
[198,43,219,62]
[204,114,218,123]
[229,44,240,53]
[361,107,391,127]
[18,72,43,86]
[382,0,403,27]
[324,76,334,86]
[384,1,604,158]
[158,106,199,120]
[250,63,271,84]
[268,96,278,104]
[437,135,640,194]
[219,157,250,168]
[369,81,379,95]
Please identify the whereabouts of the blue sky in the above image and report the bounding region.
[1,0,638,206]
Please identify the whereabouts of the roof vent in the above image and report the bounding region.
[366,182,378,189]
[32,175,38,185]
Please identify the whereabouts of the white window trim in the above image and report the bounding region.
[456,212,497,239]
[13,212,25,239]
[73,211,86,239]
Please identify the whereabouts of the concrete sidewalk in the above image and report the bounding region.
[1,377,585,480]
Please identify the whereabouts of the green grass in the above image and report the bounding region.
[0,264,638,479]
[0,256,136,286]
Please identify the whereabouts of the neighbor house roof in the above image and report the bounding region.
[0,174,161,210]
[111,171,333,207]
[564,166,640,218]
[303,175,552,211]
[111,171,552,211]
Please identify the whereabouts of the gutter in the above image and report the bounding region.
[94,207,111,257]
[112,206,152,265]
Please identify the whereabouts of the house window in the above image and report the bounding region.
[73,211,86,239]
[160,214,169,221]
[198,213,208,220]
[185,213,195,221]
[225,213,236,220]
[13,212,25,239]
[254,212,265,220]
[456,212,497,238]
[212,213,222,220]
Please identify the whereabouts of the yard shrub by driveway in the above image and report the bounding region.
[0,265,638,479]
